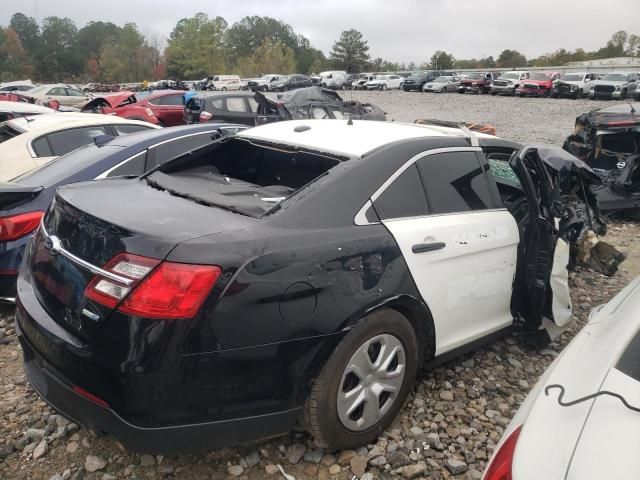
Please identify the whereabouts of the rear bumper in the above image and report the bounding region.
[16,307,299,454]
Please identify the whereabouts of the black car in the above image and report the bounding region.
[269,74,313,92]
[563,103,640,213]
[184,92,258,126]
[402,70,457,91]
[254,87,386,123]
[0,124,244,302]
[16,119,602,454]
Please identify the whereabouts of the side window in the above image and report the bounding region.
[113,124,152,135]
[373,164,429,220]
[32,136,53,157]
[66,88,85,97]
[148,132,216,170]
[161,95,184,106]
[247,97,259,112]
[45,126,108,156]
[209,98,224,110]
[417,152,493,214]
[226,97,248,113]
[106,150,147,177]
[311,106,330,119]
[47,87,66,95]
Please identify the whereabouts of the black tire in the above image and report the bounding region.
[302,308,418,450]
[490,91,497,96]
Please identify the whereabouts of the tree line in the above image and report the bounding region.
[1,11,638,83]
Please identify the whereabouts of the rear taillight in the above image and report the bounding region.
[84,253,221,319]
[0,211,44,242]
[199,111,213,122]
[484,426,522,480]
[72,386,110,409]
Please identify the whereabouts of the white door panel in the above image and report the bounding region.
[383,210,519,355]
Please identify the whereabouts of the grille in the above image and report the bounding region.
[493,80,509,87]
[595,85,615,93]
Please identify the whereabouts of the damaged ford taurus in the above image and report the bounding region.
[16,119,602,454]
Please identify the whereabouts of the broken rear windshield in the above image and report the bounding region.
[0,122,24,143]
[146,137,341,217]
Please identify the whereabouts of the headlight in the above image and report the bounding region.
[590,86,595,91]
[570,85,577,91]
[615,86,621,91]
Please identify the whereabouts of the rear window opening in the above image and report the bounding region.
[145,137,341,217]
[0,122,24,143]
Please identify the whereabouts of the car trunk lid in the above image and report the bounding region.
[27,178,256,341]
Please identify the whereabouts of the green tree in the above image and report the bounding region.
[293,34,326,74]
[225,16,297,62]
[628,34,640,57]
[9,13,40,54]
[36,17,83,81]
[0,27,32,80]
[430,50,455,69]
[100,23,153,82]
[496,49,527,68]
[165,12,227,79]
[77,21,120,78]
[235,39,296,77]
[329,29,370,73]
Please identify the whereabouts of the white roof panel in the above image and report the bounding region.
[238,119,473,157]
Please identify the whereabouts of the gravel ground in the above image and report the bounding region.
[1,92,639,480]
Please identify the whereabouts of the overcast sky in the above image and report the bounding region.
[2,0,639,63]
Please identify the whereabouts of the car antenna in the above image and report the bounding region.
[347,115,353,126]
[630,103,636,114]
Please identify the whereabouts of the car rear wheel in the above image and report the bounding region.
[302,308,418,449]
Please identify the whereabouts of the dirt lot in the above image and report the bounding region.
[1,92,638,480]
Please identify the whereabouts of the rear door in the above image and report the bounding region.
[374,148,519,355]
[147,94,185,126]
[220,96,256,126]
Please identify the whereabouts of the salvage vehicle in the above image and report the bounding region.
[25,84,93,108]
[422,76,461,93]
[516,72,561,97]
[324,73,352,90]
[484,275,640,480]
[553,72,599,99]
[82,90,187,127]
[589,72,638,100]
[16,118,602,454]
[208,75,242,91]
[254,87,386,123]
[269,75,313,92]
[0,114,156,182]
[458,72,500,94]
[563,103,640,214]
[365,74,404,90]
[0,101,55,122]
[352,74,376,90]
[246,74,281,92]
[491,71,531,96]
[183,92,258,126]
[0,123,244,302]
[401,70,457,92]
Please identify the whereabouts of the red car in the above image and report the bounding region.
[516,72,561,97]
[82,90,187,126]
[458,72,500,94]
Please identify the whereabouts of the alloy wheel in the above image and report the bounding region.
[336,334,406,431]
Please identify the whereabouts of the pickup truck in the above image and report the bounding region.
[490,71,530,96]
[458,72,500,94]
[552,72,599,99]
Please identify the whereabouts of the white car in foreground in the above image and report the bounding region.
[0,113,157,181]
[365,74,404,90]
[484,275,640,480]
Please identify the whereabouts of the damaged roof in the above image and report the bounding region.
[575,103,640,130]
[237,119,477,158]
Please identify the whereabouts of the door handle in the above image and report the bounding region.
[412,242,446,254]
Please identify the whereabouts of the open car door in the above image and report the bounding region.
[509,146,567,346]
